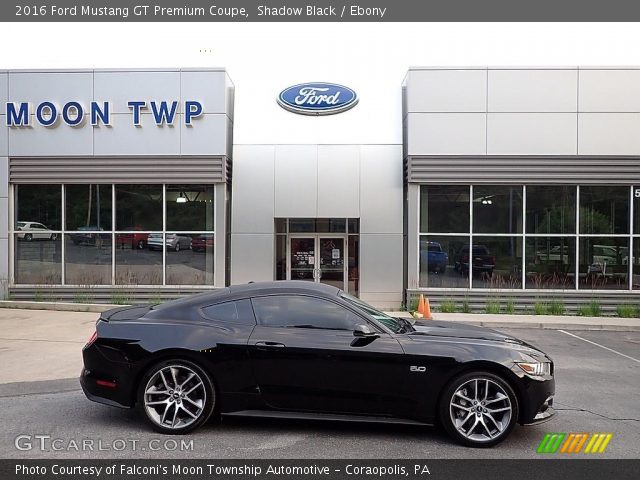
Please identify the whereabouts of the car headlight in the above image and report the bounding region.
[516,361,551,377]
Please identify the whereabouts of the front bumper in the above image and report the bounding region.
[518,376,556,425]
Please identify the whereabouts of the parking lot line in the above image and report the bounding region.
[558,329,640,364]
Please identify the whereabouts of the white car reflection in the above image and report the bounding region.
[147,233,192,252]
[16,221,58,241]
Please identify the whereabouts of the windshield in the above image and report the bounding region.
[339,292,407,334]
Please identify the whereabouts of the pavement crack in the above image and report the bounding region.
[555,402,640,422]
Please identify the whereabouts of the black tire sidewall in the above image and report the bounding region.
[137,359,216,435]
[439,370,519,448]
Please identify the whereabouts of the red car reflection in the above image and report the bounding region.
[192,234,214,252]
[116,227,149,250]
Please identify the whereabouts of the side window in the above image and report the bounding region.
[201,299,255,325]
[251,295,363,331]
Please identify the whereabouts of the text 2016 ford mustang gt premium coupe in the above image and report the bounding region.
[81,281,555,447]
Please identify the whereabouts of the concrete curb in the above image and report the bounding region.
[0,301,124,313]
[386,311,640,332]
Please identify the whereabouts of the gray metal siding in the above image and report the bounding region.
[407,156,640,184]
[9,156,228,183]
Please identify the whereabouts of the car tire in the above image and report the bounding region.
[24,233,33,241]
[439,371,519,448]
[175,242,180,252]
[137,240,145,250]
[50,233,57,241]
[138,359,216,435]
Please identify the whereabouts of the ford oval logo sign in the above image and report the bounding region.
[278,83,358,116]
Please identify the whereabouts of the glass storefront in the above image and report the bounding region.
[419,185,636,290]
[274,218,359,297]
[12,184,216,286]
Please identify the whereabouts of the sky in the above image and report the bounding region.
[2,22,640,144]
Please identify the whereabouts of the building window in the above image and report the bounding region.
[471,237,522,289]
[525,237,575,289]
[417,184,635,291]
[473,186,522,234]
[526,186,576,234]
[419,235,469,288]
[580,186,629,235]
[12,184,216,287]
[578,237,629,290]
[420,185,469,234]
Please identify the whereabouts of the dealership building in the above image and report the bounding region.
[1,67,640,311]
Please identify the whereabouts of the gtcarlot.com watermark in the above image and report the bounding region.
[15,434,194,452]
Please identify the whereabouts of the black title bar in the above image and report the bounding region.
[5,0,640,22]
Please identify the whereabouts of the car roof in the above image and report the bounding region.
[153,281,342,311]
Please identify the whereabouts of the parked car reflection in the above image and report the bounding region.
[454,245,495,276]
[16,221,57,241]
[147,233,192,252]
[116,226,149,250]
[192,234,214,252]
[70,226,111,246]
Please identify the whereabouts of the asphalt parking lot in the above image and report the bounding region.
[0,328,638,459]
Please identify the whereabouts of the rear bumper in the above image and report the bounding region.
[81,344,137,408]
[80,370,131,409]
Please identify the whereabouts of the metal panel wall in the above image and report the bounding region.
[9,157,227,184]
[5,68,234,167]
[231,145,276,234]
[405,67,640,181]
[407,156,640,184]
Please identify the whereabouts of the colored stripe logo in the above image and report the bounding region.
[537,433,612,454]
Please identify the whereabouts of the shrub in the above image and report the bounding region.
[150,296,163,306]
[577,300,602,317]
[616,304,638,318]
[73,292,94,304]
[409,296,419,313]
[503,300,515,315]
[549,300,566,316]
[110,291,131,305]
[439,300,456,313]
[485,300,500,314]
[533,302,549,315]
[459,299,472,313]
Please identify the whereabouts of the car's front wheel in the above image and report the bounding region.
[138,359,216,434]
[439,371,518,447]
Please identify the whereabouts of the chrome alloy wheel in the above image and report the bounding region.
[449,378,512,443]
[143,365,207,430]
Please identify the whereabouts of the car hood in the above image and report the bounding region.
[408,320,535,349]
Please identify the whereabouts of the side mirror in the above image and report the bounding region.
[353,324,378,338]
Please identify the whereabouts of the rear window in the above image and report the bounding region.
[472,246,489,255]
[201,299,255,325]
[427,244,441,252]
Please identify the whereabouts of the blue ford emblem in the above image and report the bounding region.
[278,82,358,115]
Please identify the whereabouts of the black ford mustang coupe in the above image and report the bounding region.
[81,281,555,447]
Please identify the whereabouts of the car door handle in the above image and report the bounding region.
[254,341,286,348]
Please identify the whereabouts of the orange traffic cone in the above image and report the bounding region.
[423,297,432,320]
[417,294,426,316]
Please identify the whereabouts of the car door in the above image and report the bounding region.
[247,294,411,416]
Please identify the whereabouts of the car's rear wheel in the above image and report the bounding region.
[439,371,518,447]
[137,240,145,249]
[24,233,33,241]
[138,359,215,434]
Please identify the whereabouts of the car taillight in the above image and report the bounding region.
[85,331,97,348]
